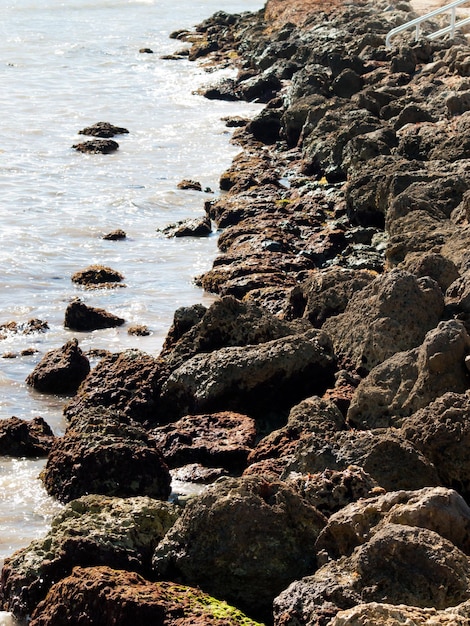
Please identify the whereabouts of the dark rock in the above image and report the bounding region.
[42,407,171,503]
[71,264,124,287]
[25,339,90,394]
[177,179,202,191]
[0,416,55,457]
[64,298,125,331]
[151,411,256,473]
[158,216,212,238]
[159,303,207,359]
[102,229,126,240]
[72,139,119,153]
[78,122,129,138]
[0,318,48,339]
[127,324,151,336]
[139,47,154,53]
[29,566,262,626]
[0,495,179,620]
[152,475,327,621]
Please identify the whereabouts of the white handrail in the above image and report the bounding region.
[385,0,470,47]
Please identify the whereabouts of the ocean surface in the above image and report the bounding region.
[0,0,263,618]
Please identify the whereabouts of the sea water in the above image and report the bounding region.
[0,0,264,608]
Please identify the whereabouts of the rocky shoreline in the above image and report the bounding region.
[1,0,470,623]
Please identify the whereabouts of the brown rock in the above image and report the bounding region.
[177,179,203,191]
[151,411,256,473]
[330,602,470,625]
[0,416,55,457]
[158,216,212,238]
[72,139,119,153]
[25,338,90,394]
[102,229,126,240]
[153,475,327,621]
[64,298,125,332]
[78,122,129,138]
[29,566,263,626]
[71,264,124,287]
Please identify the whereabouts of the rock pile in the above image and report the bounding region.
[2,0,470,624]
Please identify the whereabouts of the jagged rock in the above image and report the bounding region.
[347,320,470,429]
[329,602,470,625]
[401,251,460,293]
[0,318,48,339]
[159,303,207,359]
[274,525,470,626]
[322,270,444,373]
[177,179,202,191]
[152,475,326,621]
[158,216,212,238]
[64,299,125,331]
[0,416,55,457]
[315,486,470,564]
[29,566,263,626]
[72,139,119,153]
[71,264,124,287]
[78,122,129,138]
[64,349,164,425]
[0,495,179,620]
[151,411,256,473]
[42,407,171,503]
[25,339,90,394]
[159,329,336,424]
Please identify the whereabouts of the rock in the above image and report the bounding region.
[329,602,470,625]
[152,475,326,621]
[315,486,470,564]
[102,228,126,240]
[42,407,171,503]
[78,122,129,138]
[72,139,119,153]
[151,411,257,473]
[64,349,164,426]
[64,298,125,331]
[177,179,203,191]
[159,329,336,424]
[401,251,460,293]
[0,495,179,620]
[0,318,48,339]
[158,216,212,238]
[25,339,90,394]
[286,466,381,518]
[159,295,308,372]
[127,324,151,336]
[274,525,470,626]
[139,47,153,53]
[322,270,444,373]
[402,392,470,501]
[71,264,124,287]
[171,463,228,484]
[0,416,55,457]
[347,320,470,430]
[29,566,263,626]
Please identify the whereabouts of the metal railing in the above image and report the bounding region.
[385,0,470,48]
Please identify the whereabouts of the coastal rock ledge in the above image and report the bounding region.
[2,0,470,624]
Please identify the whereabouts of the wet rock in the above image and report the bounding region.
[151,411,257,473]
[78,122,129,138]
[25,338,90,394]
[64,298,125,331]
[152,475,327,621]
[127,324,150,336]
[322,270,444,373]
[159,303,207,359]
[0,416,55,457]
[42,407,171,503]
[64,349,165,426]
[72,139,119,154]
[102,228,126,240]
[71,264,124,287]
[347,320,470,430]
[29,566,263,626]
[274,525,470,625]
[158,216,212,238]
[0,318,48,340]
[0,495,179,620]
[177,179,203,191]
[139,47,153,53]
[159,329,336,424]
[315,486,470,565]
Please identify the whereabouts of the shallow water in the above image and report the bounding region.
[0,0,264,602]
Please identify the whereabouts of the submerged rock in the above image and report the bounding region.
[78,122,129,138]
[72,139,119,153]
[71,264,125,288]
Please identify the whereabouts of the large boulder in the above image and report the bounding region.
[64,349,165,426]
[42,407,171,503]
[322,270,444,373]
[274,525,470,626]
[159,329,336,424]
[0,416,55,457]
[26,339,90,394]
[151,411,256,473]
[29,566,263,626]
[0,495,179,620]
[315,486,470,564]
[347,320,470,429]
[152,475,326,621]
[402,392,470,500]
